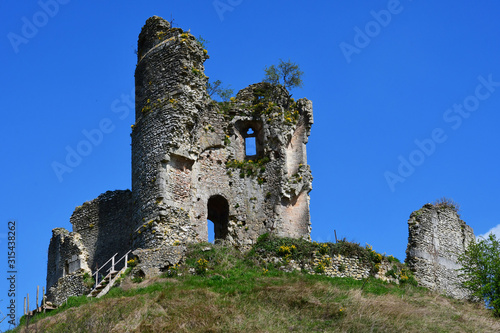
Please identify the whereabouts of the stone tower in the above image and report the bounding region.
[45,16,314,305]
[131,16,313,249]
[405,203,475,299]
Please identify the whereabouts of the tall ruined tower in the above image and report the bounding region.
[406,203,475,299]
[45,16,314,305]
[132,16,211,248]
[131,16,313,249]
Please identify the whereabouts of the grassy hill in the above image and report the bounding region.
[9,238,500,332]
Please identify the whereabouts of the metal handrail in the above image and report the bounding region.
[90,250,132,291]
[113,250,132,272]
[91,253,117,289]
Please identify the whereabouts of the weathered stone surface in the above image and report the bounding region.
[46,190,133,304]
[44,15,314,304]
[132,245,186,278]
[45,228,91,305]
[70,189,134,270]
[46,272,90,306]
[405,203,475,299]
[131,16,313,249]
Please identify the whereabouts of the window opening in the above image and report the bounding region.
[245,128,256,156]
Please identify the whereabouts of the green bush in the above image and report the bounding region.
[83,272,95,288]
[458,233,500,316]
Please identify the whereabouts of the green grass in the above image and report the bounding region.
[8,240,500,332]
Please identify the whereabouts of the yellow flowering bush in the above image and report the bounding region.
[278,245,296,256]
[315,262,326,273]
[195,258,209,275]
[127,258,137,268]
[319,243,329,255]
[165,263,180,277]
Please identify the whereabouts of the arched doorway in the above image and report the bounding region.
[207,195,229,242]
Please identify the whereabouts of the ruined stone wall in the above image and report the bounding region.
[46,190,133,304]
[46,273,90,306]
[312,253,402,284]
[405,204,475,299]
[46,228,91,305]
[131,16,313,250]
[70,190,134,270]
[132,16,211,249]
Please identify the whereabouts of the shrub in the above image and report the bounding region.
[83,272,95,288]
[163,263,180,277]
[318,243,329,255]
[132,276,143,283]
[127,258,137,268]
[248,233,316,262]
[195,258,209,275]
[399,268,418,286]
[433,197,460,213]
[458,233,500,316]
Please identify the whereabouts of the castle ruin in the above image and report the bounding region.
[406,203,475,299]
[45,16,313,304]
[44,16,476,306]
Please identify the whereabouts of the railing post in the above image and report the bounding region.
[111,254,115,272]
[125,253,128,269]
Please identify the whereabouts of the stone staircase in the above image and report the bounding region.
[88,250,131,299]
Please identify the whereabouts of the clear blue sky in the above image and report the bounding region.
[2,0,500,329]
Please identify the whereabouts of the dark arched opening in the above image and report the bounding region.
[207,195,229,242]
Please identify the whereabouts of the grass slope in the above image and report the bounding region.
[9,239,500,332]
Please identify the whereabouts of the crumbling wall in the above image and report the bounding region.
[71,190,134,270]
[131,245,186,279]
[45,228,91,305]
[46,190,133,305]
[405,203,475,299]
[46,273,90,307]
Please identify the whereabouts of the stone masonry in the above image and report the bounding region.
[405,203,475,299]
[46,190,134,305]
[45,16,314,304]
[46,228,91,305]
[131,16,313,251]
[45,15,478,306]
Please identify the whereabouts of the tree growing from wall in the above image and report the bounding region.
[207,79,233,102]
[263,58,304,108]
[457,233,500,316]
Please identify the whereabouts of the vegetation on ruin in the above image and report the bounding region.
[263,58,303,109]
[207,79,233,102]
[433,196,461,214]
[225,157,269,181]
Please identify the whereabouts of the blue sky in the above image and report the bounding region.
[2,0,500,328]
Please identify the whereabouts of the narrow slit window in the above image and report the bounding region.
[245,128,256,156]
